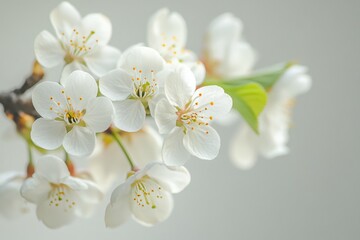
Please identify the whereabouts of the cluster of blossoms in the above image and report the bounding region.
[0,2,311,229]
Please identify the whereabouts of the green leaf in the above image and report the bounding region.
[205,62,292,91]
[226,83,267,133]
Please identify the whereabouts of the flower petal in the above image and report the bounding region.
[63,126,96,157]
[154,98,177,134]
[164,65,196,108]
[162,128,190,166]
[118,46,164,78]
[34,31,65,68]
[84,45,121,77]
[60,61,90,86]
[148,8,187,50]
[99,69,133,101]
[63,70,98,110]
[0,174,29,219]
[105,181,132,228]
[230,125,258,170]
[131,186,173,226]
[83,97,113,132]
[50,1,81,38]
[20,175,52,204]
[35,190,78,229]
[30,118,66,150]
[113,99,146,132]
[62,177,88,191]
[184,61,206,85]
[193,85,233,118]
[36,155,70,183]
[183,126,220,160]
[32,81,67,119]
[146,163,190,194]
[81,13,112,45]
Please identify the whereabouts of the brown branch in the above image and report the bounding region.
[0,61,44,123]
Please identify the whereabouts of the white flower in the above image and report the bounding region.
[0,172,30,218]
[154,66,233,166]
[20,155,103,228]
[99,46,164,132]
[203,13,256,78]
[105,162,190,227]
[230,65,312,169]
[88,126,163,192]
[34,1,120,83]
[148,8,205,85]
[31,70,114,157]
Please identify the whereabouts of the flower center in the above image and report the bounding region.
[131,176,163,209]
[60,28,99,63]
[176,93,215,132]
[48,183,76,212]
[49,91,86,126]
[130,67,158,100]
[159,34,185,63]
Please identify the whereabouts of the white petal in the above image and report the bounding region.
[164,65,196,107]
[193,85,233,118]
[146,163,190,194]
[62,177,88,191]
[273,65,312,98]
[185,61,206,85]
[64,70,98,110]
[162,128,190,166]
[83,97,113,132]
[148,8,187,50]
[183,126,220,160]
[84,45,121,77]
[60,61,90,86]
[63,126,96,157]
[34,31,65,68]
[82,13,112,45]
[105,181,132,228]
[76,180,103,217]
[131,184,173,226]
[32,81,67,119]
[126,126,163,168]
[118,46,164,78]
[230,125,258,170]
[36,190,78,229]
[31,118,66,150]
[205,13,242,63]
[50,1,81,38]
[0,175,29,219]
[154,98,177,134]
[36,155,70,183]
[113,99,146,132]
[87,142,131,192]
[99,69,132,101]
[20,176,51,203]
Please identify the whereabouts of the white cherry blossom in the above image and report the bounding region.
[99,46,164,132]
[88,126,163,192]
[0,172,30,218]
[105,162,190,227]
[154,66,232,166]
[203,13,256,78]
[148,8,205,85]
[31,70,114,157]
[230,65,312,169]
[34,1,120,83]
[20,155,103,228]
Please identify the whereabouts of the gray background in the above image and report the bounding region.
[0,0,359,239]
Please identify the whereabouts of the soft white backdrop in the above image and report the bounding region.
[0,0,359,239]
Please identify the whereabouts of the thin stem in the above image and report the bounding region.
[27,143,33,166]
[110,130,135,170]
